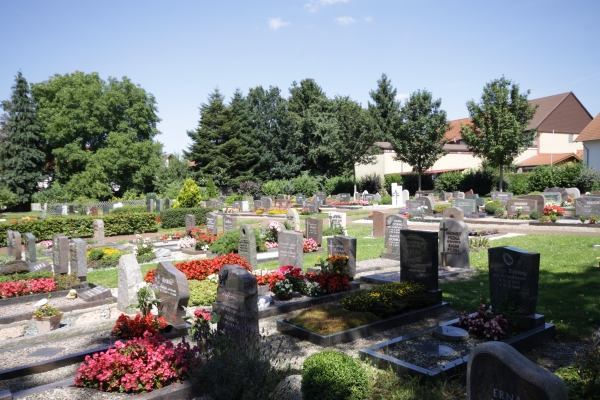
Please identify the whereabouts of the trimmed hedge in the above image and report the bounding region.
[0,213,158,243]
[159,207,213,229]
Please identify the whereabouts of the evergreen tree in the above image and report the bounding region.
[461,77,537,191]
[390,90,450,191]
[0,72,46,207]
[368,73,401,142]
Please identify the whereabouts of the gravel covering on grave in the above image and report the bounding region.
[0,296,92,318]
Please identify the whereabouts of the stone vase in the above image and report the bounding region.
[35,313,63,332]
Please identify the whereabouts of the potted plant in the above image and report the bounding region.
[33,303,62,332]
[272,278,294,301]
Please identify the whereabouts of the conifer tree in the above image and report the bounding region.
[0,72,46,207]
[368,73,401,142]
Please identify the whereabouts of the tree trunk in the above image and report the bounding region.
[353,165,357,196]
[418,172,422,192]
[499,165,504,192]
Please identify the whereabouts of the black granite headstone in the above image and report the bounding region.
[155,261,190,328]
[326,235,357,278]
[382,215,407,260]
[400,230,438,291]
[213,264,259,336]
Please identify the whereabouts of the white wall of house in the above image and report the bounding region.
[583,141,600,173]
[537,131,583,154]
[514,148,538,164]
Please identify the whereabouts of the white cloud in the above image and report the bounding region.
[365,16,373,22]
[396,93,410,101]
[304,0,350,13]
[268,17,291,30]
[335,16,356,26]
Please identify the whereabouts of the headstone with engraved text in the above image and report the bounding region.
[223,215,237,233]
[438,218,470,268]
[52,234,69,274]
[382,215,407,260]
[69,238,88,281]
[306,217,323,246]
[278,231,304,270]
[213,264,259,336]
[327,235,357,278]
[400,230,438,291]
[155,261,190,328]
[238,224,257,269]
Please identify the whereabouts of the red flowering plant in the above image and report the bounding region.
[543,205,565,216]
[112,313,168,339]
[304,272,349,294]
[185,309,221,348]
[75,332,201,393]
[457,304,509,341]
[144,253,252,283]
[0,278,56,299]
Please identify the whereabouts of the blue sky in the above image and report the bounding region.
[1,0,599,154]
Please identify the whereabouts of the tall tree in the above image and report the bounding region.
[390,90,450,191]
[461,77,537,191]
[0,72,46,207]
[368,73,401,142]
[154,152,192,197]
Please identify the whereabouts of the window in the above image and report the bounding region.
[530,134,538,148]
[569,133,574,143]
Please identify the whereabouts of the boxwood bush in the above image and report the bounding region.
[159,207,212,229]
[302,350,370,400]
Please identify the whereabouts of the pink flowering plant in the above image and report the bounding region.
[0,278,56,299]
[302,238,318,253]
[457,303,509,341]
[185,309,220,343]
[75,332,201,393]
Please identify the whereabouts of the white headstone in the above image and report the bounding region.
[402,189,410,204]
[328,212,347,229]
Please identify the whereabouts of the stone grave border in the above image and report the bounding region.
[277,302,450,347]
[358,315,555,382]
[0,285,89,307]
[359,268,477,285]
[529,220,600,228]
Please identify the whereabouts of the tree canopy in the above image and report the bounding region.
[461,77,537,191]
[368,73,401,142]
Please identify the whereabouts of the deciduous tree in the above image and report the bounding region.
[368,73,401,142]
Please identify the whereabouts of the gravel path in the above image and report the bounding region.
[0,296,90,318]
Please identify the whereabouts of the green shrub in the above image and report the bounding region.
[529,210,540,220]
[528,165,560,192]
[461,168,497,196]
[324,176,353,196]
[578,166,600,193]
[384,174,403,195]
[88,249,105,261]
[209,230,239,254]
[136,253,156,264]
[159,207,212,229]
[54,273,81,291]
[323,226,344,236]
[96,253,123,269]
[433,203,450,214]
[505,173,530,195]
[0,263,25,274]
[261,180,285,196]
[292,174,320,196]
[434,170,464,192]
[238,181,262,197]
[381,195,392,205]
[110,205,147,214]
[0,213,157,244]
[302,350,370,400]
[0,270,53,283]
[145,192,158,201]
[225,194,243,206]
[357,173,382,194]
[175,179,202,208]
[484,200,502,215]
[206,178,218,199]
[189,279,218,306]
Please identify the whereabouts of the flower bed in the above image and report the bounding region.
[144,253,252,283]
[0,277,56,299]
[113,313,168,339]
[328,200,369,206]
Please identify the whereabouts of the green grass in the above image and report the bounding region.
[87,263,157,288]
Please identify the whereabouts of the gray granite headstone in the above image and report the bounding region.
[456,192,465,199]
[313,194,326,206]
[517,195,544,215]
[338,193,351,202]
[13,231,22,261]
[328,212,346,229]
[213,264,259,336]
[165,199,172,209]
[575,196,600,217]
[402,190,410,204]
[102,204,111,215]
[223,214,237,233]
[295,194,305,204]
[506,199,537,216]
[488,246,540,315]
[382,215,407,260]
[147,199,155,213]
[438,218,470,268]
[24,232,36,263]
[286,208,300,231]
[374,193,382,202]
[93,219,105,245]
[6,230,13,257]
[52,234,69,274]
[261,197,273,211]
[78,286,112,302]
[303,201,319,213]
[28,261,52,273]
[156,199,164,212]
[400,230,438,291]
[406,199,429,215]
[491,192,513,204]
[415,196,433,213]
[306,217,323,246]
[277,194,285,199]
[544,187,569,201]
[206,212,218,235]
[465,193,484,207]
[238,224,257,269]
[451,198,477,214]
[327,235,357,278]
[185,214,196,234]
[442,207,464,221]
[467,341,568,400]
[253,200,262,210]
[69,238,88,281]
[278,231,304,270]
[117,254,144,312]
[155,261,190,329]
[232,201,242,210]
[565,187,580,199]
[542,192,561,205]
[363,194,374,202]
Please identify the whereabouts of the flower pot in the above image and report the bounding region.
[35,313,63,332]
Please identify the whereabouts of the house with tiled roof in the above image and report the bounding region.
[356,92,593,181]
[575,113,600,172]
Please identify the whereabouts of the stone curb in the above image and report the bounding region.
[0,286,89,307]
[0,297,116,325]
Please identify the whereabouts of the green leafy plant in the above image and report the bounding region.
[54,273,81,291]
[33,302,61,318]
[383,174,403,195]
[529,210,540,220]
[209,229,240,254]
[159,207,212,229]
[175,178,202,208]
[129,284,161,316]
[323,226,344,236]
[0,270,53,282]
[469,236,489,252]
[485,200,502,215]
[357,173,382,194]
[206,178,218,199]
[433,170,464,192]
[302,350,371,400]
[324,175,353,196]
[189,279,218,306]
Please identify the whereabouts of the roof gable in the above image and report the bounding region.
[575,113,600,142]
[528,92,593,133]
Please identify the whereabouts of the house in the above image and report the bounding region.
[575,113,600,172]
[355,92,593,179]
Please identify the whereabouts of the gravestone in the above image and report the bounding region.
[438,218,470,268]
[238,224,257,269]
[232,201,242,210]
[206,212,219,235]
[542,192,562,205]
[275,198,288,208]
[62,205,68,215]
[313,194,326,206]
[402,190,410,204]
[467,341,568,400]
[400,230,438,291]
[391,183,403,207]
[278,231,304,270]
[102,204,111,215]
[241,201,249,212]
[68,205,75,214]
[24,232,36,264]
[544,187,569,201]
[6,230,13,257]
[328,212,346,230]
[261,196,272,210]
[89,206,99,216]
[52,234,69,274]
[575,196,600,217]
[451,198,477,215]
[12,231,22,261]
[382,215,407,260]
[306,217,323,246]
[277,194,286,199]
[442,207,465,221]
[295,194,305,204]
[363,194,374,202]
[253,200,262,210]
[155,261,190,329]
[491,191,513,204]
[354,192,360,200]
[565,187,580,199]
[374,193,382,202]
[40,203,47,219]
[303,201,319,213]
[465,193,484,207]
[216,199,225,209]
[517,194,545,215]
[28,261,52,273]
[185,214,196,234]
[213,264,259,336]
[372,211,387,238]
[327,236,357,278]
[286,208,300,231]
[165,199,172,209]
[147,199,155,213]
[69,238,88,281]
[93,219,105,245]
[488,246,540,315]
[337,193,351,202]
[415,196,434,214]
[406,199,430,215]
[156,199,164,212]
[78,286,112,302]
[506,199,538,216]
[117,254,144,312]
[456,192,465,199]
[205,200,214,209]
[223,215,237,233]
